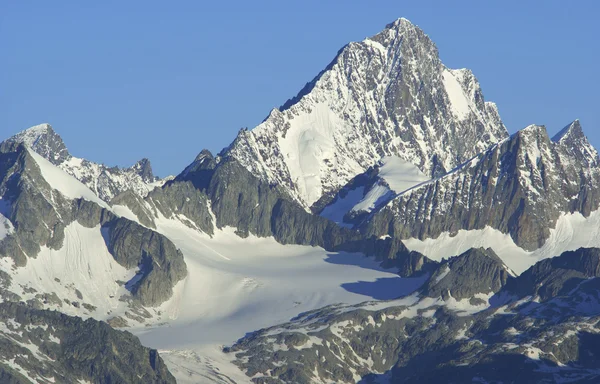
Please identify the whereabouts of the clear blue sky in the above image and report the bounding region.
[2,1,598,177]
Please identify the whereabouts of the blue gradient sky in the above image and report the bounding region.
[2,1,598,177]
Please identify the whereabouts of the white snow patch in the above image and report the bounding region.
[2,222,133,319]
[277,102,358,205]
[319,187,365,226]
[131,214,421,383]
[112,204,142,224]
[27,148,108,208]
[378,156,429,193]
[404,208,600,274]
[352,184,392,213]
[442,68,472,120]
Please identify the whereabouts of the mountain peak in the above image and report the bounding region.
[552,119,583,143]
[7,123,70,165]
[553,120,599,167]
[385,17,416,30]
[132,158,155,182]
[224,17,508,208]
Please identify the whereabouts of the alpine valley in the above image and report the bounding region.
[2,18,600,384]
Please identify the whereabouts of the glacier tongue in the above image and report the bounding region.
[224,17,508,208]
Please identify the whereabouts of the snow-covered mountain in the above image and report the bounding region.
[361,120,600,255]
[5,123,167,202]
[224,18,507,209]
[2,16,600,384]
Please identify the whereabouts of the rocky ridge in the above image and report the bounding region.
[223,18,507,209]
[0,302,175,384]
[0,139,186,310]
[6,124,165,202]
[362,121,600,250]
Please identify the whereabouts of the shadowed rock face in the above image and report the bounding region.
[422,248,512,300]
[503,247,600,302]
[171,153,433,274]
[104,218,186,306]
[0,302,176,384]
[364,123,600,250]
[0,142,186,307]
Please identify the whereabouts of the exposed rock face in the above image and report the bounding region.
[5,123,70,165]
[364,122,600,250]
[0,142,186,307]
[503,247,600,302]
[104,218,186,306]
[5,124,165,202]
[224,18,507,209]
[0,302,176,383]
[227,248,600,384]
[422,248,512,300]
[171,154,430,272]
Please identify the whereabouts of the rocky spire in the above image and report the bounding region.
[553,119,599,167]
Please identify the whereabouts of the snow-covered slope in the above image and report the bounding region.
[130,215,426,383]
[320,156,429,225]
[6,123,166,202]
[0,222,135,319]
[224,18,507,209]
[27,148,109,208]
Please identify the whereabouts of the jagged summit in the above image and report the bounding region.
[553,120,599,167]
[132,158,155,183]
[8,123,70,165]
[552,119,582,142]
[363,121,600,254]
[224,18,508,208]
[3,124,165,201]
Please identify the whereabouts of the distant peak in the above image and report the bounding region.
[6,123,70,165]
[131,158,154,182]
[12,123,55,143]
[194,149,214,163]
[552,120,599,167]
[552,119,583,143]
[385,17,416,31]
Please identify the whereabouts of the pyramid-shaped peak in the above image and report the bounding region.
[6,123,70,165]
[552,119,583,143]
[367,16,436,57]
[553,120,599,167]
[12,123,55,143]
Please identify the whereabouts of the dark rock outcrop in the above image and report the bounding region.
[0,302,176,384]
[503,247,600,302]
[423,248,512,300]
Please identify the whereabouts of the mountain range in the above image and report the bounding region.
[1,17,599,384]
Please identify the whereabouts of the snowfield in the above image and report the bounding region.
[320,156,429,225]
[131,216,425,382]
[0,222,134,319]
[27,148,109,208]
